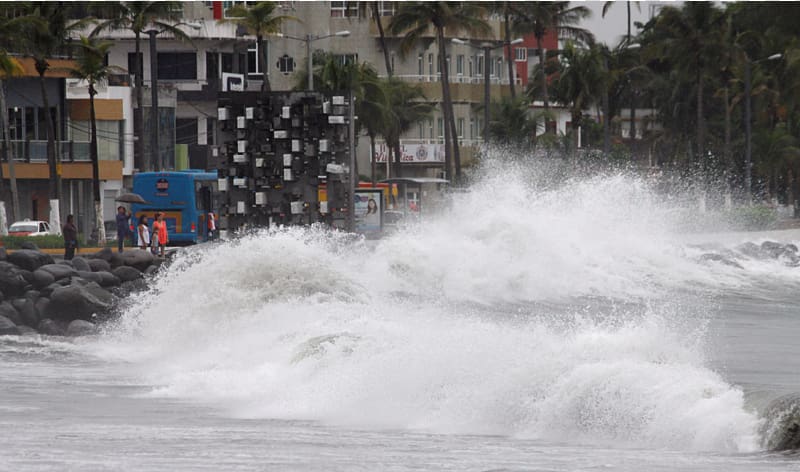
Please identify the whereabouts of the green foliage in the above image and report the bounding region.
[726,205,778,230]
[1,235,71,249]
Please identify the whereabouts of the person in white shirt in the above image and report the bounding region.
[137,215,151,250]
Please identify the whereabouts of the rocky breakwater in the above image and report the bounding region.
[0,247,162,336]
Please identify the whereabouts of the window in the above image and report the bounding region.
[206,52,218,81]
[418,54,423,76]
[476,54,484,77]
[456,55,464,75]
[428,119,433,139]
[428,53,433,76]
[436,54,440,74]
[333,54,358,66]
[176,118,197,145]
[247,41,267,78]
[277,54,294,74]
[330,1,357,17]
[127,52,143,78]
[221,53,234,73]
[157,52,197,80]
[437,117,444,139]
[377,1,395,16]
[468,56,473,77]
[206,118,216,146]
[457,118,464,138]
[470,118,475,139]
[515,47,527,62]
[418,122,424,139]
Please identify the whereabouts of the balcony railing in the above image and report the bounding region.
[1,140,92,162]
[392,74,512,85]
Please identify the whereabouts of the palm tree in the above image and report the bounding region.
[91,1,186,172]
[487,96,539,146]
[70,37,122,244]
[0,55,24,226]
[357,2,394,77]
[382,78,433,179]
[389,2,491,183]
[602,1,641,46]
[222,1,294,92]
[513,2,594,114]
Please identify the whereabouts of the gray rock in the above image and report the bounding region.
[38,264,78,281]
[0,301,21,326]
[37,318,67,336]
[120,249,155,272]
[32,269,56,289]
[39,283,60,298]
[20,241,40,251]
[87,258,111,272]
[58,259,74,267]
[93,247,113,262]
[120,278,148,294]
[47,283,113,321]
[112,266,142,283]
[24,290,40,302]
[76,271,104,285]
[96,271,121,288]
[144,265,159,276]
[17,325,37,336]
[71,257,91,272]
[7,249,53,271]
[0,314,19,335]
[700,253,744,269]
[0,247,6,261]
[66,319,97,336]
[11,298,37,327]
[786,244,799,253]
[34,298,50,322]
[0,262,29,296]
[761,241,785,258]
[109,252,124,269]
[0,289,4,303]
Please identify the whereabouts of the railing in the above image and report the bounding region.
[391,74,512,85]
[1,140,92,162]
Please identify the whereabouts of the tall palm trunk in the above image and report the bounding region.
[370,133,376,185]
[89,85,105,243]
[437,27,461,181]
[723,86,731,180]
[372,2,392,77]
[504,3,515,99]
[134,31,145,171]
[696,70,704,162]
[537,35,548,111]
[626,1,631,44]
[602,56,610,156]
[38,68,61,232]
[258,34,270,92]
[0,78,20,224]
[393,140,402,179]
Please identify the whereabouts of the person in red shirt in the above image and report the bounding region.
[151,212,168,257]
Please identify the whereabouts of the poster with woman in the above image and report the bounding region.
[354,189,383,236]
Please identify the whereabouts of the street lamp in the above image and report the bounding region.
[277,30,351,91]
[744,52,782,203]
[452,37,523,142]
[145,23,201,171]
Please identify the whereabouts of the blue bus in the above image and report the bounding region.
[131,170,219,245]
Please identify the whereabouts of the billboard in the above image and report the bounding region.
[373,143,444,164]
[354,189,383,236]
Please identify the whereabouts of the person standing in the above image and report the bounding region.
[153,212,168,257]
[116,206,131,253]
[137,215,151,251]
[207,211,216,241]
[62,214,78,260]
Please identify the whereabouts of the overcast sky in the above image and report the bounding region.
[581,1,675,47]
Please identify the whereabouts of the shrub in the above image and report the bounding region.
[0,234,70,249]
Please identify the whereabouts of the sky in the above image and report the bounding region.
[580,1,675,46]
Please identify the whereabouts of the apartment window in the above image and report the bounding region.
[221,53,234,73]
[417,54,423,76]
[456,55,464,75]
[446,55,451,75]
[418,122,424,139]
[206,52,218,81]
[476,54,484,77]
[247,41,267,78]
[428,53,433,76]
[157,52,197,80]
[377,1,395,16]
[468,56,473,77]
[427,119,433,139]
[470,118,475,139]
[127,52,143,79]
[515,47,527,62]
[437,117,444,139]
[330,1,358,17]
[457,118,464,138]
[333,54,358,66]
[223,0,253,18]
[277,54,294,74]
[206,118,216,145]
[436,54,440,74]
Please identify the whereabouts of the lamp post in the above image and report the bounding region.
[744,52,782,204]
[452,38,523,142]
[145,23,201,171]
[278,30,351,91]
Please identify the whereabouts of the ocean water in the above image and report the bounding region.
[2,160,800,471]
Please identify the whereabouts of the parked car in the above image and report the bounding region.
[8,220,52,237]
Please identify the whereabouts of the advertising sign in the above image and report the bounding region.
[372,143,445,164]
[354,189,383,236]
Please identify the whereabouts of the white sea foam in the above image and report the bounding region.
[91,156,800,453]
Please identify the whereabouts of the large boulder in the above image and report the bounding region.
[93,247,113,262]
[0,247,6,261]
[34,297,50,322]
[66,319,97,336]
[20,240,40,251]
[76,271,104,285]
[37,318,67,336]
[96,271,121,288]
[112,266,142,283]
[47,283,113,321]
[11,298,37,328]
[0,262,28,297]
[120,250,155,272]
[109,252,124,269]
[58,259,74,268]
[0,301,21,326]
[32,269,56,289]
[38,264,78,282]
[87,258,111,273]
[71,256,91,272]
[7,249,53,271]
[0,314,19,335]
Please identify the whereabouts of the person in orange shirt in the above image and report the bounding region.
[151,212,168,257]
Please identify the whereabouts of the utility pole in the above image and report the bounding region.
[148,29,160,171]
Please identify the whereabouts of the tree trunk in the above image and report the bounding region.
[259,34,270,92]
[437,28,461,181]
[626,1,632,44]
[394,141,402,180]
[696,70,704,162]
[504,3,516,99]
[629,89,636,142]
[372,2,392,77]
[0,78,20,222]
[537,35,549,111]
[90,86,105,243]
[602,56,610,156]
[723,86,731,180]
[134,31,145,171]
[39,71,61,232]
[370,134,376,186]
